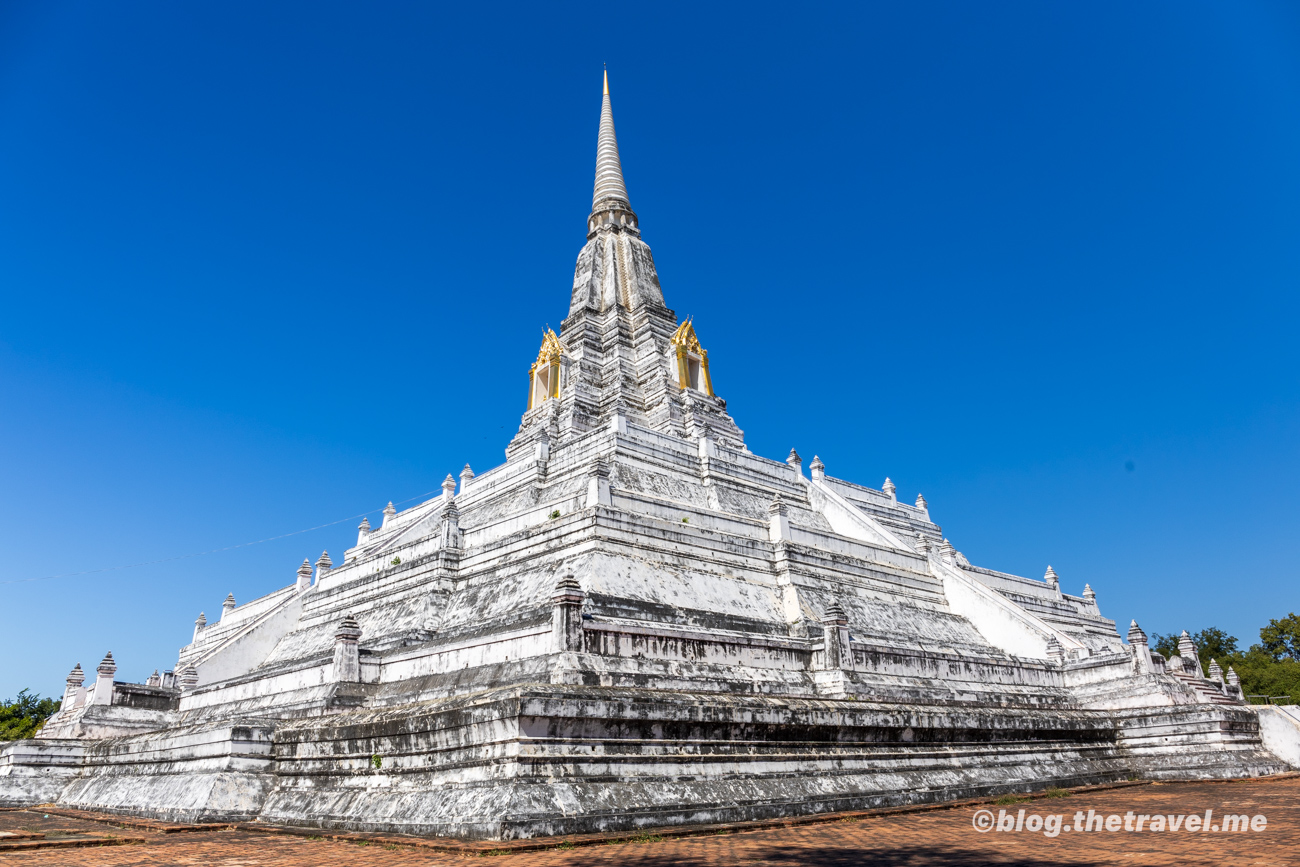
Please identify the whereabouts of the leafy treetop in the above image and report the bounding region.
[0,690,61,741]
[1260,613,1300,663]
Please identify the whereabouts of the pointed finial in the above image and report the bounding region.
[1207,658,1223,682]
[1044,566,1059,590]
[334,614,362,643]
[809,455,825,480]
[591,70,632,220]
[441,493,460,520]
[296,557,314,592]
[915,493,928,511]
[821,603,847,625]
[1046,635,1064,664]
[1082,583,1095,601]
[443,474,457,496]
[383,501,397,521]
[769,492,788,516]
[359,516,371,533]
[882,477,896,498]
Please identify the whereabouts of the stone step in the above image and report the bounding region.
[1170,672,1237,704]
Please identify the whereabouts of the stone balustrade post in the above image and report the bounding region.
[91,652,116,705]
[315,551,332,583]
[61,664,84,711]
[332,615,363,682]
[296,559,313,592]
[1128,620,1154,674]
[820,604,854,671]
[1207,658,1224,684]
[552,576,586,653]
[441,497,461,548]
[1178,630,1203,677]
[534,429,550,464]
[768,493,790,543]
[586,458,611,508]
[1046,636,1065,666]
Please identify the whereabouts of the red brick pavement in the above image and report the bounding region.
[1,776,1296,866]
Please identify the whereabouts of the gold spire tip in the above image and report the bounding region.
[603,69,609,96]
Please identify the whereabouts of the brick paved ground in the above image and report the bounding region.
[1,776,1296,866]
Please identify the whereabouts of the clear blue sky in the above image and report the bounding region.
[2,2,1297,699]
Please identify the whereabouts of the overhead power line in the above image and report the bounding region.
[0,488,442,587]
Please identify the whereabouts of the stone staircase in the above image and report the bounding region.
[1170,670,1237,705]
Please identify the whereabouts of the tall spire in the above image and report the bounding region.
[587,71,638,237]
[593,70,630,210]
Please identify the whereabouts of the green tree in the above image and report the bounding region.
[1192,627,1238,669]
[1151,632,1180,660]
[1259,613,1300,662]
[1149,628,1238,672]
[1153,618,1300,703]
[0,690,61,741]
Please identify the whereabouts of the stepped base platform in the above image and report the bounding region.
[4,685,1290,840]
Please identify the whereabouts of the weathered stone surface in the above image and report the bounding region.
[5,73,1297,837]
